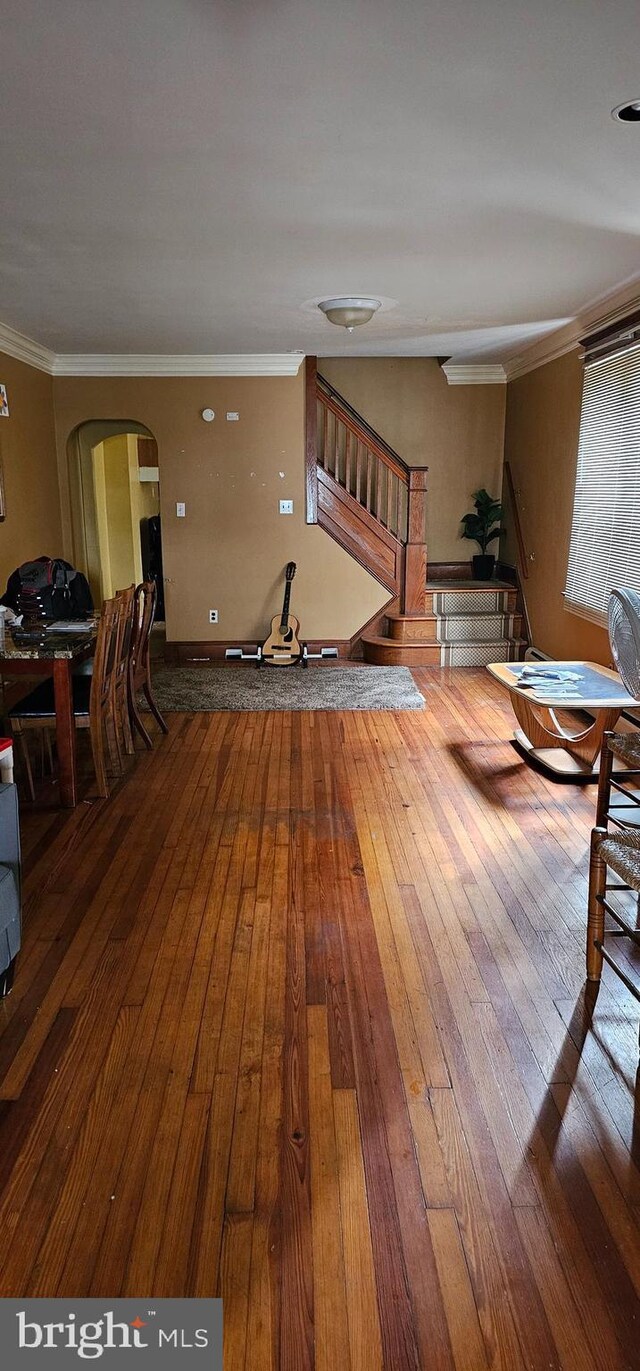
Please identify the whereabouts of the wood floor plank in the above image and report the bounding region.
[245,842,286,1371]
[402,1070,452,1209]
[515,1203,619,1371]
[220,1212,253,1371]
[225,897,271,1216]
[425,974,562,1368]
[280,804,314,1371]
[333,1089,384,1371]
[427,1208,490,1371]
[307,1005,352,1371]
[152,1091,211,1296]
[188,889,257,1295]
[429,1085,528,1371]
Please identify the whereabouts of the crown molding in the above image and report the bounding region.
[0,328,304,378]
[504,274,640,382]
[504,334,584,382]
[52,353,305,377]
[0,320,56,374]
[442,363,507,385]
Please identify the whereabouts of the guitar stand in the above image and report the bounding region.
[225,646,264,668]
[225,644,338,669]
[301,644,338,668]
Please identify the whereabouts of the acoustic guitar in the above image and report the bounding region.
[261,562,301,665]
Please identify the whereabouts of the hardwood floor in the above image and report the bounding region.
[2,667,640,1369]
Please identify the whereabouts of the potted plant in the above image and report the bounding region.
[460,488,504,580]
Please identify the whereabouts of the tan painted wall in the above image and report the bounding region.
[503,349,611,664]
[0,350,62,591]
[319,358,506,562]
[53,370,387,642]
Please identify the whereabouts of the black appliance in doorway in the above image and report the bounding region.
[140,515,165,619]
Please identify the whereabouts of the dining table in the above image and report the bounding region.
[0,623,97,806]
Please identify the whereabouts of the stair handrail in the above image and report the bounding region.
[503,460,530,581]
[503,459,533,649]
[317,373,410,483]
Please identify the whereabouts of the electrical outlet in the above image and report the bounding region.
[209,610,218,624]
[176,502,186,518]
[279,499,294,514]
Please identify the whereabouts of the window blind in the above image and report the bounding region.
[565,342,640,625]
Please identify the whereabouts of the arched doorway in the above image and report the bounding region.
[67,421,163,618]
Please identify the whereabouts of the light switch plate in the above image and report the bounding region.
[176,502,186,517]
[279,499,294,514]
[226,411,239,421]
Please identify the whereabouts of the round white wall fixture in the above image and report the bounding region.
[201,408,215,422]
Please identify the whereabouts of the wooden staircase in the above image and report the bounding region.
[305,360,528,665]
[307,363,428,614]
[361,582,526,666]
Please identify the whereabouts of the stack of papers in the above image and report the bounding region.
[518,666,582,700]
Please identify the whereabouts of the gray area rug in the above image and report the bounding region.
[142,665,425,712]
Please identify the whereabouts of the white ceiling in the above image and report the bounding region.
[1,0,640,363]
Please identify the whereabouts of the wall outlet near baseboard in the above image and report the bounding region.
[209,609,219,624]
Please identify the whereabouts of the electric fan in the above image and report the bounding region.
[608,588,640,699]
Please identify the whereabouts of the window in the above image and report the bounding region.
[565,342,640,625]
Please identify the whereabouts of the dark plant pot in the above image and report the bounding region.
[472,554,495,580]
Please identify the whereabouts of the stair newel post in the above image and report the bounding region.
[402,467,429,614]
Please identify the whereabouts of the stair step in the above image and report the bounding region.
[425,585,518,615]
[439,639,525,667]
[388,611,523,643]
[426,579,515,589]
[361,637,441,666]
[362,635,525,667]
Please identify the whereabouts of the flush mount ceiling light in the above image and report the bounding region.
[318,297,381,331]
[611,100,640,122]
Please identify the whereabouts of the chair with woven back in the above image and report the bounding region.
[587,591,640,1011]
[127,580,168,747]
[587,730,640,1005]
[9,593,126,799]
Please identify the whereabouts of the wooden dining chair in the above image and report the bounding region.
[5,723,53,804]
[587,729,640,1008]
[128,580,168,748]
[111,585,135,764]
[9,596,122,799]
